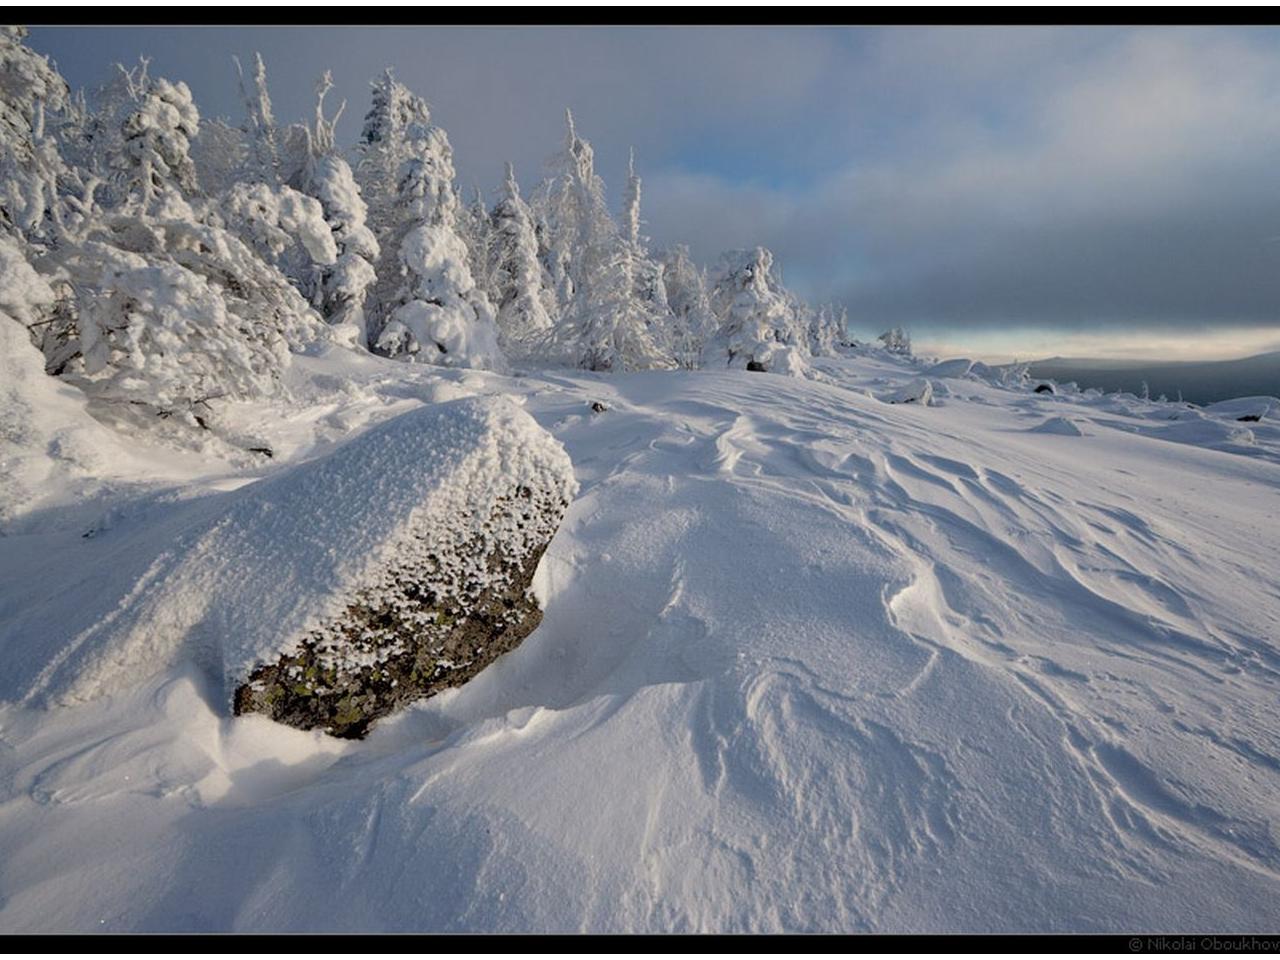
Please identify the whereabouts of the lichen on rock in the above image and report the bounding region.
[234,491,559,738]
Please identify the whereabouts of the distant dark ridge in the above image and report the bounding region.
[1023,350,1280,405]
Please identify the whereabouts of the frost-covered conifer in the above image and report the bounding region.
[190,116,248,197]
[660,244,717,369]
[458,184,493,300]
[878,326,912,356]
[233,52,279,186]
[8,43,332,445]
[279,71,380,342]
[489,162,553,354]
[358,72,500,368]
[808,303,845,356]
[534,115,670,371]
[218,180,336,282]
[703,247,809,375]
[355,69,431,244]
[181,61,354,353]
[94,59,200,219]
[620,148,676,362]
[0,25,75,245]
[621,147,642,252]
[564,231,674,372]
[532,109,613,321]
[42,217,328,440]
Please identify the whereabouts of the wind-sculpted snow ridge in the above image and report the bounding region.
[0,350,1277,932]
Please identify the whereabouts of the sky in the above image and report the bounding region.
[24,24,1280,362]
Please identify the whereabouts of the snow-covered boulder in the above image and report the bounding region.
[882,378,934,406]
[24,396,577,737]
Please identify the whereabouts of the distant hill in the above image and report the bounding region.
[1024,351,1280,404]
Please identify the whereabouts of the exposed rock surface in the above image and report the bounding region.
[233,489,557,738]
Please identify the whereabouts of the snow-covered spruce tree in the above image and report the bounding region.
[488,161,553,355]
[533,113,671,371]
[620,148,676,362]
[0,25,104,251]
[357,71,500,368]
[832,304,851,347]
[217,180,336,292]
[278,70,380,343]
[354,69,431,244]
[233,52,279,186]
[808,302,845,357]
[202,58,350,335]
[531,109,610,324]
[563,230,674,372]
[702,246,809,375]
[25,53,330,446]
[92,59,201,220]
[878,326,912,356]
[190,116,248,197]
[659,244,717,369]
[458,183,493,301]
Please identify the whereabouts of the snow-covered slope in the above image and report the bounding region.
[0,350,1278,932]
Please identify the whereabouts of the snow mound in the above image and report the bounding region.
[1149,418,1255,450]
[924,358,975,379]
[882,378,934,406]
[968,361,997,381]
[1203,396,1278,422]
[1030,416,1084,436]
[19,396,577,708]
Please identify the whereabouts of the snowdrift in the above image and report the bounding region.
[1203,396,1277,422]
[1030,415,1084,436]
[10,396,577,726]
[0,257,118,526]
[924,358,975,379]
[2,349,1279,934]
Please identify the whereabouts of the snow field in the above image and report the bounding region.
[1,350,1277,932]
